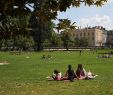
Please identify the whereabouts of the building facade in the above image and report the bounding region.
[73,27,107,47]
[106,30,113,47]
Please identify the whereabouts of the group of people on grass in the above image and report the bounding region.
[97,54,112,58]
[42,55,52,60]
[47,64,97,82]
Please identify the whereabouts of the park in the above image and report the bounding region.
[0,0,113,95]
[0,49,113,95]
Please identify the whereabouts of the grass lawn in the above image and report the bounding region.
[0,50,113,95]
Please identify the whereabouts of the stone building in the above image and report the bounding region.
[73,26,107,47]
[106,30,113,47]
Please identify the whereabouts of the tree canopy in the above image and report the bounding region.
[0,0,108,20]
[0,0,108,51]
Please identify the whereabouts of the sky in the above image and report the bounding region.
[56,0,113,30]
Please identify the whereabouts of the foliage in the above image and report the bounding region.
[5,39,14,49]
[0,39,5,49]
[61,30,75,49]
[56,19,76,32]
[22,36,35,50]
[75,38,88,47]
[0,0,108,51]
[42,39,51,47]
[0,0,108,21]
[29,15,54,51]
[0,16,30,39]
[50,32,63,47]
[14,36,34,50]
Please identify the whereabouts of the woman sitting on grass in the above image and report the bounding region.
[64,65,76,82]
[75,64,87,80]
[47,69,62,81]
[75,64,98,80]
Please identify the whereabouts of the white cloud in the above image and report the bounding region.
[78,14,113,30]
[94,14,111,25]
[79,18,90,26]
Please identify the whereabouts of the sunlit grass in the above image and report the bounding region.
[0,50,113,95]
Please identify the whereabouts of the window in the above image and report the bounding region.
[92,36,94,40]
[84,32,86,36]
[92,32,94,35]
[80,33,82,36]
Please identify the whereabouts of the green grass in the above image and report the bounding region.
[0,50,113,95]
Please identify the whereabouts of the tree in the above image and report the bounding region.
[54,18,76,50]
[50,32,63,47]
[0,16,30,39]
[22,36,35,51]
[0,0,108,21]
[14,35,34,51]
[29,15,54,51]
[0,0,108,35]
[0,39,5,50]
[61,30,74,50]
[0,0,108,51]
[56,19,76,32]
[42,39,51,47]
[75,38,88,47]
[5,39,14,50]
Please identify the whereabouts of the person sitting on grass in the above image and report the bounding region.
[42,55,52,60]
[75,64,87,80]
[47,69,62,81]
[42,55,46,59]
[47,55,52,59]
[64,65,76,82]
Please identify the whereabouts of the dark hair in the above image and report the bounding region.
[68,64,72,69]
[54,70,59,74]
[78,64,83,70]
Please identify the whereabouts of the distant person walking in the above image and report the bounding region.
[79,50,82,56]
